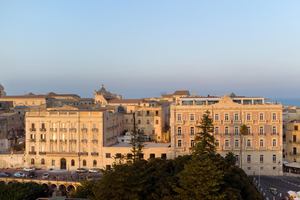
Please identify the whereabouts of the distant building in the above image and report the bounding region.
[170,95,283,176]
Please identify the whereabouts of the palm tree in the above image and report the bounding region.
[240,124,248,169]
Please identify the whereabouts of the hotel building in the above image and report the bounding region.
[170,95,283,176]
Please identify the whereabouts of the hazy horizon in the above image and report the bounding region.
[1,1,300,99]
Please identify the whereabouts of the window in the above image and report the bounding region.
[225,140,229,147]
[190,127,195,135]
[272,155,276,163]
[260,155,264,163]
[106,153,111,158]
[234,140,239,148]
[147,120,150,125]
[225,127,229,135]
[41,158,45,165]
[71,159,75,166]
[295,126,299,131]
[293,147,297,155]
[247,155,251,163]
[177,127,182,135]
[272,113,277,121]
[177,114,182,121]
[149,153,155,159]
[155,120,159,125]
[138,120,141,124]
[215,140,219,147]
[161,154,167,160]
[51,160,55,166]
[215,114,219,121]
[260,139,264,147]
[178,140,182,147]
[155,111,159,116]
[293,135,297,143]
[190,114,195,121]
[247,139,251,147]
[235,155,239,163]
[31,158,35,165]
[191,140,195,147]
[116,153,122,158]
[259,126,264,135]
[83,160,87,166]
[93,160,97,167]
[225,114,229,121]
[272,139,277,147]
[234,113,239,121]
[106,165,111,170]
[234,126,239,135]
[146,111,150,116]
[246,114,251,121]
[259,113,264,121]
[247,126,251,134]
[215,127,219,134]
[272,126,277,135]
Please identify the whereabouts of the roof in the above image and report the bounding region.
[110,142,171,148]
[108,99,142,104]
[173,90,190,96]
[0,95,47,99]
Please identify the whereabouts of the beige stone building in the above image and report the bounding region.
[25,105,124,170]
[170,95,283,176]
[284,120,300,163]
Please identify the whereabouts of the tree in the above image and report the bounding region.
[193,110,215,156]
[130,112,144,162]
[225,152,237,167]
[239,124,248,169]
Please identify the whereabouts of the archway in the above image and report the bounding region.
[66,185,75,192]
[60,158,66,170]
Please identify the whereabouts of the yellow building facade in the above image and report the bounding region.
[170,95,283,176]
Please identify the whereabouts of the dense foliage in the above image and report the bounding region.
[0,182,50,200]
[71,111,262,200]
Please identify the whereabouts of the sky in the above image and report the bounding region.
[0,0,300,98]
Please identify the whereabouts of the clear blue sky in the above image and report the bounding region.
[0,0,300,98]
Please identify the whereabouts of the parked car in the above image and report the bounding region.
[0,172,10,177]
[27,171,37,178]
[88,168,102,173]
[14,172,26,178]
[42,173,49,179]
[23,167,35,172]
[76,168,88,173]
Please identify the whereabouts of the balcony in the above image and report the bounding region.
[60,139,67,143]
[70,139,77,143]
[50,139,57,142]
[60,128,67,132]
[92,128,99,133]
[69,128,77,133]
[50,128,57,132]
[40,139,46,142]
[29,138,36,142]
[91,152,99,156]
[78,152,88,156]
[29,128,36,132]
[92,139,98,144]
[289,152,300,156]
[39,152,46,155]
[40,128,46,132]
[29,151,36,155]
[81,139,88,143]
[81,128,88,133]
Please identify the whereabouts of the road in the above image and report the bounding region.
[253,176,300,200]
[0,168,101,182]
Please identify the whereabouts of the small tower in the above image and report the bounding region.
[0,84,6,97]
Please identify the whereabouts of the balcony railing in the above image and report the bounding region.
[50,139,57,142]
[40,139,46,142]
[69,128,77,133]
[28,151,36,155]
[50,128,57,132]
[81,139,88,143]
[29,128,36,132]
[60,128,67,132]
[78,152,88,156]
[59,139,67,143]
[39,152,46,155]
[91,152,99,156]
[81,128,88,133]
[92,139,98,144]
[29,138,36,142]
[40,128,46,132]
[92,128,99,132]
[70,139,77,143]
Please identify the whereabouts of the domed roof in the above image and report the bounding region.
[0,84,4,90]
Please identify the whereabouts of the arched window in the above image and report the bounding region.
[93,160,97,167]
[83,160,87,167]
[71,159,75,166]
[31,158,35,165]
[41,158,45,165]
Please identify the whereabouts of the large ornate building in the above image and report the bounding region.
[170,95,283,176]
